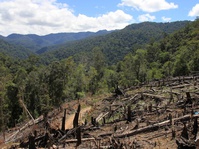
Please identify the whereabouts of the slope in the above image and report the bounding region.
[2,30,111,53]
[40,21,190,65]
[0,39,34,59]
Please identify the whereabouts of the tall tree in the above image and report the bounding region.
[14,68,28,120]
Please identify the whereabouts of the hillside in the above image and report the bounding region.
[0,39,34,59]
[0,21,190,62]
[0,19,199,148]
[40,21,190,64]
[1,76,199,148]
[1,30,111,53]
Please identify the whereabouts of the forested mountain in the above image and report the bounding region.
[0,39,34,59]
[40,21,190,64]
[0,21,189,62]
[0,30,111,52]
[116,19,199,87]
[0,20,199,132]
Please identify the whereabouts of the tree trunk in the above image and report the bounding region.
[61,109,66,131]
[73,104,81,128]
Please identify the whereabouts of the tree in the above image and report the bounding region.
[173,56,189,76]
[6,84,22,127]
[25,70,40,117]
[73,64,87,98]
[91,47,106,73]
[146,43,160,63]
[162,61,173,77]
[48,61,65,106]
[189,49,199,71]
[120,53,136,87]
[133,49,147,82]
[0,64,12,130]
[14,68,28,120]
[172,47,189,76]
[88,66,98,94]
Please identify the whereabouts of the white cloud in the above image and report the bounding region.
[0,0,133,36]
[138,14,156,22]
[162,16,171,22]
[188,4,199,17]
[118,0,178,12]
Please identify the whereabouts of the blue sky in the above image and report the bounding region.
[0,0,199,36]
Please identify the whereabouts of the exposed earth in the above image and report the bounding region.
[0,75,199,149]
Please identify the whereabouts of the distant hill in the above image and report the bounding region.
[40,21,190,64]
[0,21,190,62]
[0,39,34,59]
[1,30,111,52]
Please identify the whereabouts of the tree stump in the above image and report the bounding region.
[127,106,132,122]
[76,127,81,147]
[28,133,36,149]
[73,104,81,128]
[61,109,66,131]
[181,123,189,140]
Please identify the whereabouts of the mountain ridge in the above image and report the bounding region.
[0,30,111,52]
[40,21,191,64]
[0,38,34,59]
[0,21,191,62]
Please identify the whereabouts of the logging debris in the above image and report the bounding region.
[1,75,199,148]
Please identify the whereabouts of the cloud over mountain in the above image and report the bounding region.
[188,4,199,17]
[138,14,156,22]
[0,0,133,36]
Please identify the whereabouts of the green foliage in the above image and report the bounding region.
[3,31,110,53]
[0,20,199,131]
[0,39,33,59]
[40,21,189,65]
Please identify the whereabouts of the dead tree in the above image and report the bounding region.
[172,129,176,139]
[181,123,189,140]
[114,86,125,97]
[76,127,81,147]
[169,88,173,103]
[73,104,81,128]
[91,117,96,126]
[148,103,152,112]
[193,117,198,139]
[61,109,66,131]
[28,133,36,149]
[186,92,192,105]
[169,113,172,125]
[103,117,106,125]
[19,99,35,123]
[127,106,132,122]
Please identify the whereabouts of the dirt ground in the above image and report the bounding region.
[0,76,199,148]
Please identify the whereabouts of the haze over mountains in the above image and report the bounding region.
[0,21,190,63]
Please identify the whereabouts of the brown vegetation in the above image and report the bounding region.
[1,75,199,148]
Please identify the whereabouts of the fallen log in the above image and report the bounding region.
[64,137,95,143]
[113,114,199,138]
[171,84,191,89]
[142,93,165,100]
[5,115,44,143]
[97,114,199,138]
[19,99,35,123]
[96,112,109,122]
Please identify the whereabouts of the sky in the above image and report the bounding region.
[0,0,199,36]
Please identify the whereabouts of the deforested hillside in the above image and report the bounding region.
[0,20,199,148]
[1,75,199,148]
